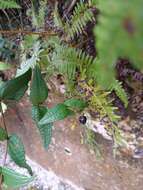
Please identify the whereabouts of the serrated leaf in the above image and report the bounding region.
[1,167,34,188]
[32,106,53,149]
[30,65,48,105]
[64,98,87,111]
[8,134,32,175]
[39,103,74,125]
[39,123,52,149]
[32,105,47,122]
[0,127,7,141]
[0,69,31,101]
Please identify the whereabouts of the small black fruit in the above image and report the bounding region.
[79,115,87,124]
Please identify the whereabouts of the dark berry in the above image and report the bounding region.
[79,115,87,124]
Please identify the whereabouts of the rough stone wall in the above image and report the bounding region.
[2,93,143,190]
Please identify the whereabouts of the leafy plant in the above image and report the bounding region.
[0,0,143,188]
[65,1,95,39]
[47,36,94,91]
[0,45,87,187]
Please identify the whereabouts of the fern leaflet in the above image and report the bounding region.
[0,0,20,9]
[110,80,128,108]
[66,1,95,39]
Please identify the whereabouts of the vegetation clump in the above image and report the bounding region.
[0,0,143,188]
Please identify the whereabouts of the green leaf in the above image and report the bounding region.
[9,85,28,101]
[0,127,7,141]
[8,134,33,175]
[23,35,39,49]
[64,98,87,111]
[39,103,74,125]
[0,62,11,71]
[32,105,47,122]
[1,167,34,188]
[0,69,31,101]
[16,41,41,76]
[32,106,53,149]
[0,0,20,9]
[66,1,94,39]
[39,123,53,149]
[30,65,48,105]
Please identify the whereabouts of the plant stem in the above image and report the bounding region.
[0,29,57,36]
[0,102,9,189]
[64,0,77,16]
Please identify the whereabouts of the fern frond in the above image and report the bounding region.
[48,37,94,85]
[77,80,120,123]
[27,0,46,29]
[53,2,64,28]
[110,80,128,108]
[85,128,102,158]
[52,45,77,82]
[90,86,120,123]
[0,0,20,9]
[66,1,95,39]
[36,1,47,28]
[77,50,94,71]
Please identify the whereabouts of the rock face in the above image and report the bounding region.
[2,92,143,190]
[0,142,83,190]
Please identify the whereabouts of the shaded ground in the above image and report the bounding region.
[1,90,143,190]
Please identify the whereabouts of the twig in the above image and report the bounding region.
[0,29,57,36]
[0,102,9,189]
[1,10,12,29]
[65,0,77,15]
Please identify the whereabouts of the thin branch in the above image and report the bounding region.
[64,0,77,17]
[1,9,12,28]
[0,104,8,165]
[0,29,57,36]
[0,102,9,189]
